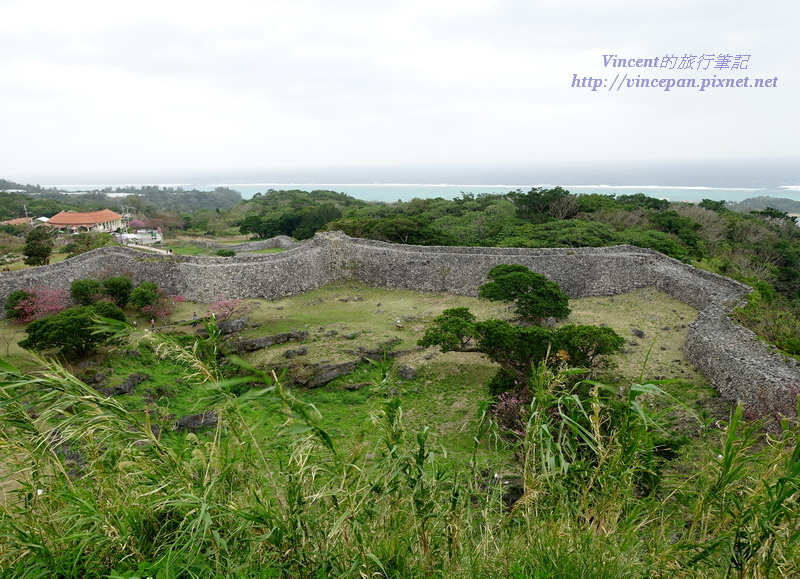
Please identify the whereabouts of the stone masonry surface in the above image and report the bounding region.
[1,231,796,415]
[182,235,299,252]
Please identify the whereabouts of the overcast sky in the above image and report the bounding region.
[1,0,797,183]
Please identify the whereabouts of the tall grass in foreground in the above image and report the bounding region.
[0,355,799,578]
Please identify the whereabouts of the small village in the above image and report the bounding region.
[0,209,163,245]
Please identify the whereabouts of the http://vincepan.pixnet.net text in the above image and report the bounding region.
[571,53,778,92]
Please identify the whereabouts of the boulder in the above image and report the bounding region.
[218,317,249,335]
[237,330,308,352]
[298,361,358,388]
[98,373,150,396]
[174,411,218,432]
[397,365,417,380]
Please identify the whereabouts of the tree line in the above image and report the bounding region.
[0,179,242,221]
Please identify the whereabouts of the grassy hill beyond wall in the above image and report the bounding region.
[0,231,797,417]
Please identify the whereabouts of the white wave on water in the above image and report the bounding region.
[563,184,764,192]
[51,181,800,204]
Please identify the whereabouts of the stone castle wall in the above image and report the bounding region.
[0,231,796,413]
[182,235,300,251]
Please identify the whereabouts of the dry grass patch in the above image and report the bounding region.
[0,462,20,506]
[232,283,711,400]
[239,281,509,368]
[567,287,705,385]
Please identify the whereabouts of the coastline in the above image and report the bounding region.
[53,182,800,204]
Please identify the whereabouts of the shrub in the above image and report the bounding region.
[140,290,176,321]
[19,303,125,357]
[474,319,553,387]
[487,368,520,397]
[93,301,126,320]
[216,249,236,257]
[492,390,531,440]
[129,282,177,321]
[130,282,160,310]
[618,228,692,262]
[102,276,133,308]
[70,279,103,306]
[779,338,800,356]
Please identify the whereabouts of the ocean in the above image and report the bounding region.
[55,183,800,205]
[177,183,800,204]
[51,159,800,204]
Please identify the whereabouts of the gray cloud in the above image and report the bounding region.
[0,0,797,180]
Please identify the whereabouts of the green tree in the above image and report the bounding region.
[576,193,619,213]
[616,193,670,211]
[618,228,692,262]
[293,203,343,239]
[752,207,797,223]
[130,282,159,310]
[70,279,103,306]
[102,276,133,308]
[420,317,625,395]
[19,303,126,357]
[498,220,618,249]
[474,319,553,387]
[699,199,727,212]
[554,324,625,367]
[323,217,377,239]
[649,210,704,257]
[367,217,422,244]
[63,232,113,258]
[418,307,477,352]
[271,210,303,237]
[239,215,265,237]
[478,264,571,324]
[418,313,553,392]
[23,226,54,266]
[4,289,33,320]
[508,186,577,223]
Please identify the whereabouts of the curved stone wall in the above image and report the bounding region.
[0,231,796,415]
[182,235,299,251]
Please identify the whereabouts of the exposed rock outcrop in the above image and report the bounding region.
[97,373,150,397]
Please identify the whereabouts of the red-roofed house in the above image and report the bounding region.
[46,209,123,232]
[0,216,34,226]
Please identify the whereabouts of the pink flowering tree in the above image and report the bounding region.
[207,296,253,322]
[7,287,69,323]
[139,288,177,321]
[128,219,146,230]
